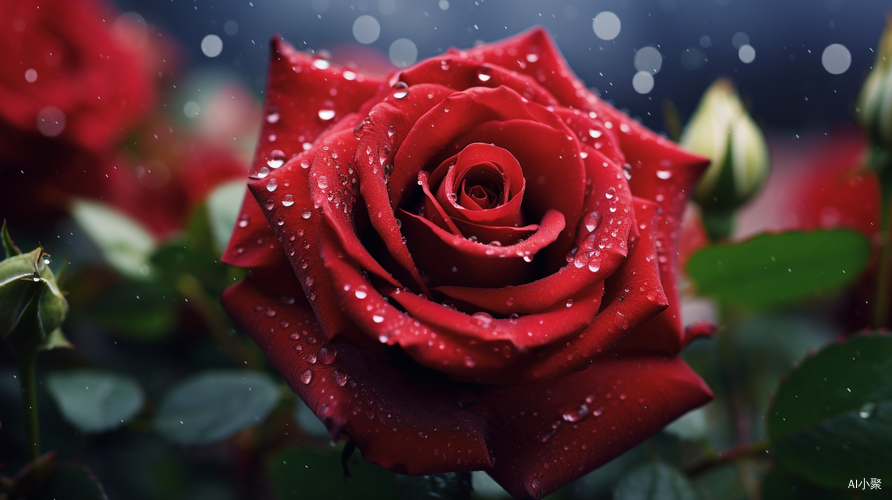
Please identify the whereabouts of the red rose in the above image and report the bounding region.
[0,0,156,225]
[0,0,155,153]
[221,28,712,498]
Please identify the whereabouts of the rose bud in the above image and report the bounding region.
[0,241,67,354]
[681,79,769,238]
[221,28,713,499]
[857,18,892,149]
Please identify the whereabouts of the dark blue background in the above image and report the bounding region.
[114,0,889,134]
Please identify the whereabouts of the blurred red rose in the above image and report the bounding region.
[0,0,157,223]
[0,0,155,152]
[221,28,712,498]
[105,118,249,237]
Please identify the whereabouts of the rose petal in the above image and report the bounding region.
[386,87,584,220]
[400,54,561,110]
[387,280,603,352]
[430,143,526,227]
[250,36,385,179]
[483,197,669,383]
[221,277,495,475]
[603,112,710,353]
[481,353,713,499]
[463,27,599,111]
[431,145,633,316]
[222,188,291,270]
[354,83,459,293]
[442,120,586,265]
[399,209,565,288]
[318,224,528,377]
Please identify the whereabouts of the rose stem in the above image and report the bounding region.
[718,301,749,446]
[683,439,770,477]
[17,350,40,460]
[176,274,263,369]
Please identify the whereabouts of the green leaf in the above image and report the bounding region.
[664,408,708,442]
[761,465,852,500]
[154,371,280,445]
[89,282,177,341]
[614,463,703,500]
[70,199,156,280]
[206,180,246,254]
[150,205,230,294]
[2,218,21,258]
[32,463,108,500]
[396,472,472,500]
[47,370,144,433]
[686,230,871,308]
[267,446,396,500]
[768,334,892,488]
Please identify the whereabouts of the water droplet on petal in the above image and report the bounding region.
[656,170,672,180]
[318,109,336,121]
[266,107,280,123]
[562,403,591,422]
[605,187,616,199]
[300,369,313,384]
[471,312,494,329]
[301,208,312,219]
[282,194,295,207]
[333,369,348,386]
[318,346,337,364]
[584,211,603,232]
[267,178,278,192]
[477,67,492,82]
[267,150,287,169]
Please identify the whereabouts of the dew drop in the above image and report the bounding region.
[393,81,409,99]
[471,311,494,329]
[318,109,336,121]
[477,67,492,82]
[333,369,348,386]
[282,194,295,207]
[656,170,672,180]
[266,178,278,192]
[301,208,312,219]
[266,107,280,123]
[562,403,591,422]
[318,346,337,365]
[605,187,616,199]
[300,369,313,384]
[584,211,603,232]
[267,150,286,169]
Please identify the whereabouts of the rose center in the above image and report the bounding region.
[457,164,507,210]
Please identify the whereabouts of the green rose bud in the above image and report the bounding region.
[1,223,69,355]
[682,79,769,214]
[857,19,892,149]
